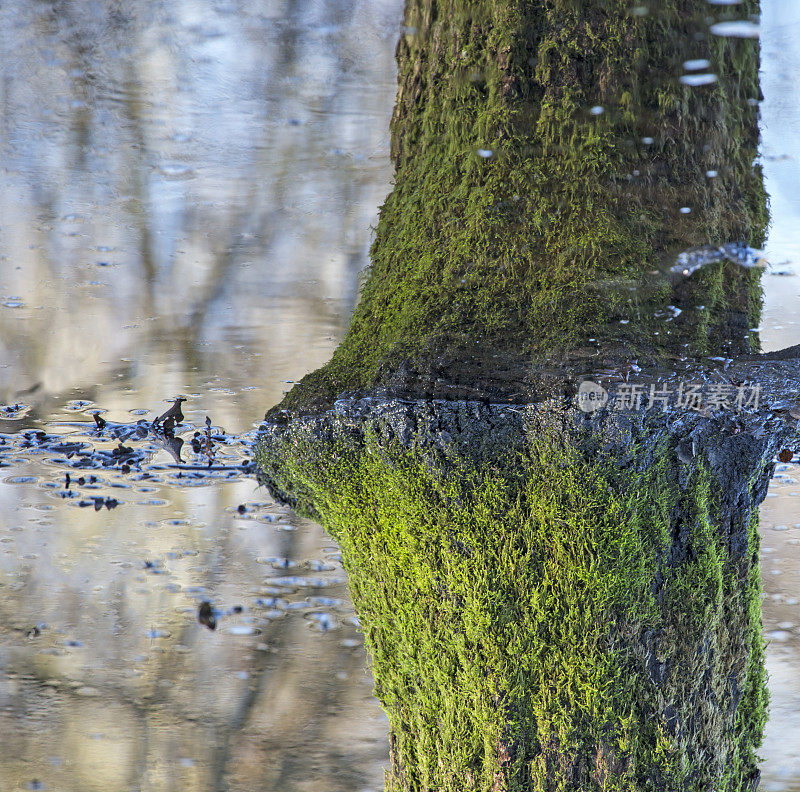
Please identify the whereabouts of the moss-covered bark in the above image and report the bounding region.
[257,399,776,791]
[258,2,775,789]
[282,0,765,414]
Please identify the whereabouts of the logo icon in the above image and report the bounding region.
[577,380,608,413]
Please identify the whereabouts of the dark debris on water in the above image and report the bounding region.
[0,395,257,509]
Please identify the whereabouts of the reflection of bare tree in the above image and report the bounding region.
[0,1,402,788]
[119,69,158,303]
[0,512,384,791]
[0,0,401,405]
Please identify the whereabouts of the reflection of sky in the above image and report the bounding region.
[760,0,800,351]
[762,0,800,266]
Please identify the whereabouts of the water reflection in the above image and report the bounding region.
[3,0,800,789]
[0,0,402,427]
[0,0,402,789]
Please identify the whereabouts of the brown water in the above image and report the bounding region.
[2,1,800,790]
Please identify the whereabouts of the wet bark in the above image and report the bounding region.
[256,1,791,790]
[273,0,765,415]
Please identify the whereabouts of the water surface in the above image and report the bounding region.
[3,1,800,790]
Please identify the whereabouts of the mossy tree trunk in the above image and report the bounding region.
[258,398,778,791]
[258,1,777,790]
[281,0,764,414]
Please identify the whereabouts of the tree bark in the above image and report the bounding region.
[256,2,790,790]
[258,386,795,791]
[275,0,765,415]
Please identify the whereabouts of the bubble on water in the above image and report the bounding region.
[224,624,261,636]
[305,559,336,572]
[3,298,24,308]
[679,73,717,87]
[310,596,342,607]
[65,400,95,411]
[768,630,791,642]
[158,162,193,178]
[306,612,336,632]
[709,20,760,38]
[283,601,313,611]
[683,59,712,71]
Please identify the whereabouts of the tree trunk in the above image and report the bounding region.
[256,2,788,790]
[276,0,765,415]
[258,391,788,791]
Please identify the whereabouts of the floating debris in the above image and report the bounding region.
[77,496,120,511]
[198,601,216,630]
[154,397,186,428]
[0,403,30,419]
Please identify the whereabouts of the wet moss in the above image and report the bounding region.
[255,422,767,790]
[258,1,770,786]
[280,0,765,413]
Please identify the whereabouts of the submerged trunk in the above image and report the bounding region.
[277,0,765,414]
[257,1,788,790]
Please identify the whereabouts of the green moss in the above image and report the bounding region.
[255,425,767,790]
[280,0,766,413]
[258,1,770,785]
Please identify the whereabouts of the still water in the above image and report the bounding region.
[1,1,800,790]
